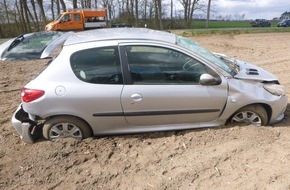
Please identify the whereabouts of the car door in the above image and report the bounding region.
[120,44,228,126]
[60,13,81,31]
[69,46,128,131]
[72,13,84,30]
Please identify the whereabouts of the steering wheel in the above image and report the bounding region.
[183,59,199,71]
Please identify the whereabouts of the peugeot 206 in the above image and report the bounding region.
[11,28,287,143]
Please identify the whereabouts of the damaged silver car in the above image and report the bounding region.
[0,31,72,60]
[11,28,287,143]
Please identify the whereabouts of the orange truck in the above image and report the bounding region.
[45,9,106,31]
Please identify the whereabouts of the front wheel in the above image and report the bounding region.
[230,105,268,126]
[43,116,92,141]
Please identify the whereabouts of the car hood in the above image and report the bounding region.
[214,53,278,82]
[234,59,278,82]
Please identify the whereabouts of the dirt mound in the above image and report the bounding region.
[1,33,290,189]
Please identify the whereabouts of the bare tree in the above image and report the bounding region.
[15,0,27,32]
[73,0,78,9]
[3,0,11,24]
[30,0,40,30]
[2,0,12,36]
[55,0,61,15]
[22,0,30,23]
[107,0,114,21]
[21,0,31,32]
[81,0,92,8]
[206,0,211,28]
[157,0,163,29]
[36,0,47,27]
[148,0,154,21]
[59,0,66,12]
[23,0,40,31]
[50,0,55,20]
[170,0,173,28]
[135,0,138,26]
[130,0,133,15]
[153,0,163,29]
[179,0,189,21]
[144,0,148,21]
[94,0,98,8]
[180,0,201,27]
[188,0,201,27]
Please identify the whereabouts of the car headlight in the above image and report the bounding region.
[46,25,52,31]
[263,84,286,96]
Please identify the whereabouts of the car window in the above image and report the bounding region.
[125,45,208,84]
[74,14,81,21]
[3,31,65,60]
[62,14,71,22]
[70,46,123,84]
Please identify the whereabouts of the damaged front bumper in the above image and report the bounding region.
[11,104,37,144]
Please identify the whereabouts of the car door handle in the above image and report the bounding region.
[131,94,143,103]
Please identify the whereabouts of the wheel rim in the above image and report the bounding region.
[231,111,262,126]
[49,123,82,140]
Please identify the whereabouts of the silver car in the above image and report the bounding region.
[11,28,287,143]
[0,31,72,60]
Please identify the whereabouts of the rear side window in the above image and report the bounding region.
[70,46,123,84]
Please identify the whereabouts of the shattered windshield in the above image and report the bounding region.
[3,31,64,60]
[177,36,237,76]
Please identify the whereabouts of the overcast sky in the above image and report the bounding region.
[211,0,290,20]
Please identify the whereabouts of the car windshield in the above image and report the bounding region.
[177,36,237,76]
[55,14,63,21]
[3,31,64,60]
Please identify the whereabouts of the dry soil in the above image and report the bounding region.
[1,32,290,190]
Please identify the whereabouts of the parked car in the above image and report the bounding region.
[0,31,72,60]
[251,19,271,27]
[12,28,287,143]
[111,23,133,28]
[277,19,290,27]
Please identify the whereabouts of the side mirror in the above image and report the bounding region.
[199,73,221,86]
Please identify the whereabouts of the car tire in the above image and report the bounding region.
[230,105,268,126]
[43,116,92,140]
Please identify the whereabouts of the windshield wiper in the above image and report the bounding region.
[7,35,25,51]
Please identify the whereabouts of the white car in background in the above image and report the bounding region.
[0,31,72,60]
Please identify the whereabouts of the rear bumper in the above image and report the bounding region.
[11,105,35,144]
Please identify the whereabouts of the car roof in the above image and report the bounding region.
[64,28,177,46]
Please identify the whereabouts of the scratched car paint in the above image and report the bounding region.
[11,28,287,143]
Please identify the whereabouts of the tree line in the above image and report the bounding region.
[0,0,212,37]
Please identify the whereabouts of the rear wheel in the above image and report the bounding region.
[43,116,92,141]
[230,105,268,126]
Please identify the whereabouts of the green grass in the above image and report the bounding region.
[166,20,290,36]
[192,20,281,29]
[192,20,253,28]
[0,38,9,44]
[173,26,290,36]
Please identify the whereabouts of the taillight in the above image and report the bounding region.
[21,88,45,103]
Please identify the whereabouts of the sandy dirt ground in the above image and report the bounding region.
[1,32,290,190]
